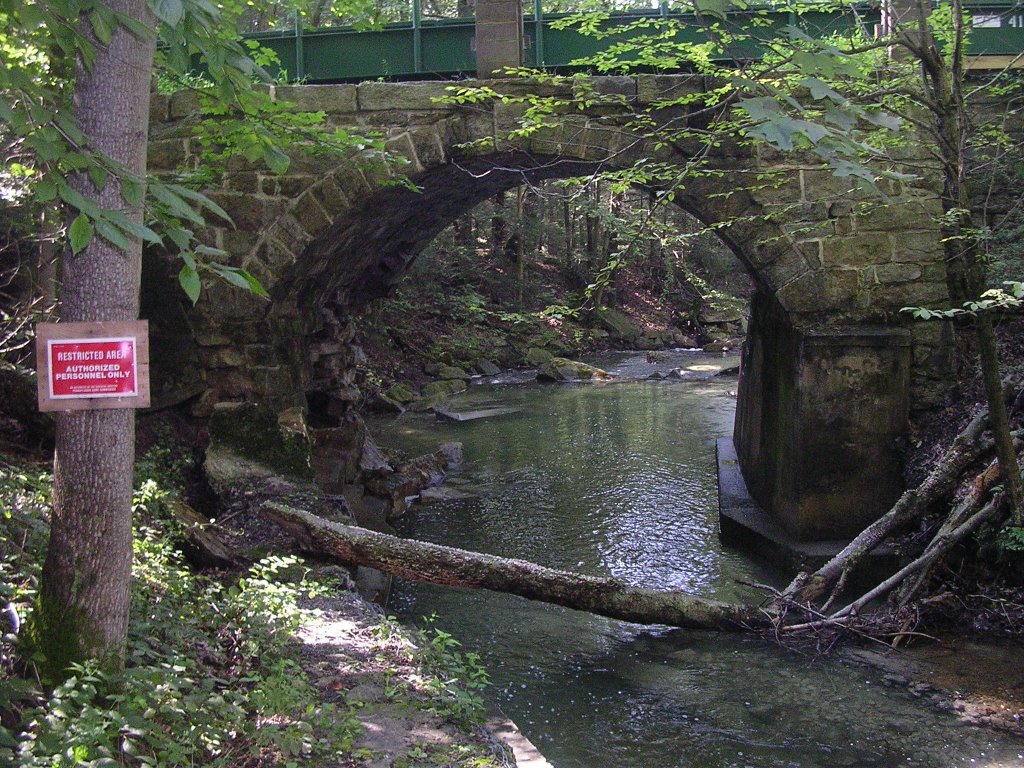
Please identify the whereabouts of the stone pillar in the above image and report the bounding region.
[733,291,911,540]
[475,0,523,76]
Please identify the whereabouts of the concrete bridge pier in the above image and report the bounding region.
[731,291,912,543]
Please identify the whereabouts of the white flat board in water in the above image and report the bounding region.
[435,406,520,422]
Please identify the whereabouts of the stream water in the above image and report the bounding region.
[371,350,1024,768]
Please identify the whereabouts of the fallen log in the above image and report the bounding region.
[261,501,769,632]
[785,411,994,604]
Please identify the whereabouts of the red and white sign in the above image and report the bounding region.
[48,337,138,399]
[36,321,150,412]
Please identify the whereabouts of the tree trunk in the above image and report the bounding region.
[261,502,768,631]
[35,0,155,677]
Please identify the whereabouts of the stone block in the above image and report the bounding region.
[274,84,358,114]
[146,139,187,172]
[408,127,446,169]
[823,233,892,267]
[635,74,703,105]
[293,193,331,238]
[357,81,454,112]
[169,90,200,119]
[149,93,170,122]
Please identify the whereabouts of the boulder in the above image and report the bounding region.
[208,402,311,480]
[437,364,470,381]
[421,378,468,398]
[596,308,640,343]
[385,383,415,404]
[537,358,614,383]
[704,338,744,353]
[524,347,554,366]
[473,359,502,376]
[365,441,464,519]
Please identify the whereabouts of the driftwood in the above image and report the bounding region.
[829,495,1005,621]
[785,411,994,603]
[261,501,769,632]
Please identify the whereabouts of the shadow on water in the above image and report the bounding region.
[371,350,1024,768]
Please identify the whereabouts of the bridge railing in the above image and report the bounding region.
[243,2,1024,82]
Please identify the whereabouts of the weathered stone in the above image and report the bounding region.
[385,383,415,404]
[274,84,358,114]
[596,308,640,342]
[524,347,554,366]
[537,358,613,382]
[437,364,470,380]
[473,359,502,376]
[208,402,312,480]
[421,378,468,398]
[357,81,454,112]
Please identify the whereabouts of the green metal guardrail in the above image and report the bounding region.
[245,3,1024,82]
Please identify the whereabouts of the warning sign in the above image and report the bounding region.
[49,338,138,398]
[36,321,150,412]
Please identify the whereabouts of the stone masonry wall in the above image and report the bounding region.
[145,76,955,416]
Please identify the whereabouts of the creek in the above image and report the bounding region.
[370,350,1024,767]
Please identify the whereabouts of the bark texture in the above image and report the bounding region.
[262,502,769,631]
[36,0,155,675]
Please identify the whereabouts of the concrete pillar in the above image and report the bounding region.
[475,0,523,76]
[733,291,911,540]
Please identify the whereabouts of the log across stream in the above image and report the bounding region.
[361,350,1024,768]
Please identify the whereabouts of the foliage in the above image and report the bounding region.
[0,0,398,305]
[0,464,361,767]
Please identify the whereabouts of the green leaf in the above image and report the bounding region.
[89,7,114,45]
[262,144,290,175]
[94,218,133,251]
[69,214,93,254]
[179,262,201,305]
[210,265,268,298]
[35,178,58,203]
[152,0,184,26]
[88,163,109,191]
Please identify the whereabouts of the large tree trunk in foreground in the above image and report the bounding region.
[35,1,155,676]
[262,502,768,631]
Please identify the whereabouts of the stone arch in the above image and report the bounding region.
[145,76,956,540]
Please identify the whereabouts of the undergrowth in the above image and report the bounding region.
[0,461,361,767]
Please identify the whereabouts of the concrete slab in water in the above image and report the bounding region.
[435,406,520,422]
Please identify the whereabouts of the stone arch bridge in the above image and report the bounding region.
[145,75,954,541]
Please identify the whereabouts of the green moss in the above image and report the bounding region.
[29,594,116,683]
[208,404,311,479]
[421,379,467,398]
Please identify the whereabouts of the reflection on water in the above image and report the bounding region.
[372,351,1024,768]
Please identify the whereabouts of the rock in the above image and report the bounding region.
[647,372,666,380]
[423,362,442,376]
[309,414,367,493]
[698,304,746,324]
[595,308,640,342]
[715,365,741,377]
[537,358,613,383]
[418,486,478,504]
[385,383,415,404]
[208,402,312,480]
[524,347,554,366]
[365,442,464,519]
[437,364,470,381]
[703,338,744,353]
[277,406,308,437]
[421,378,468,398]
[473,359,502,376]
[666,368,695,379]
[359,435,393,475]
